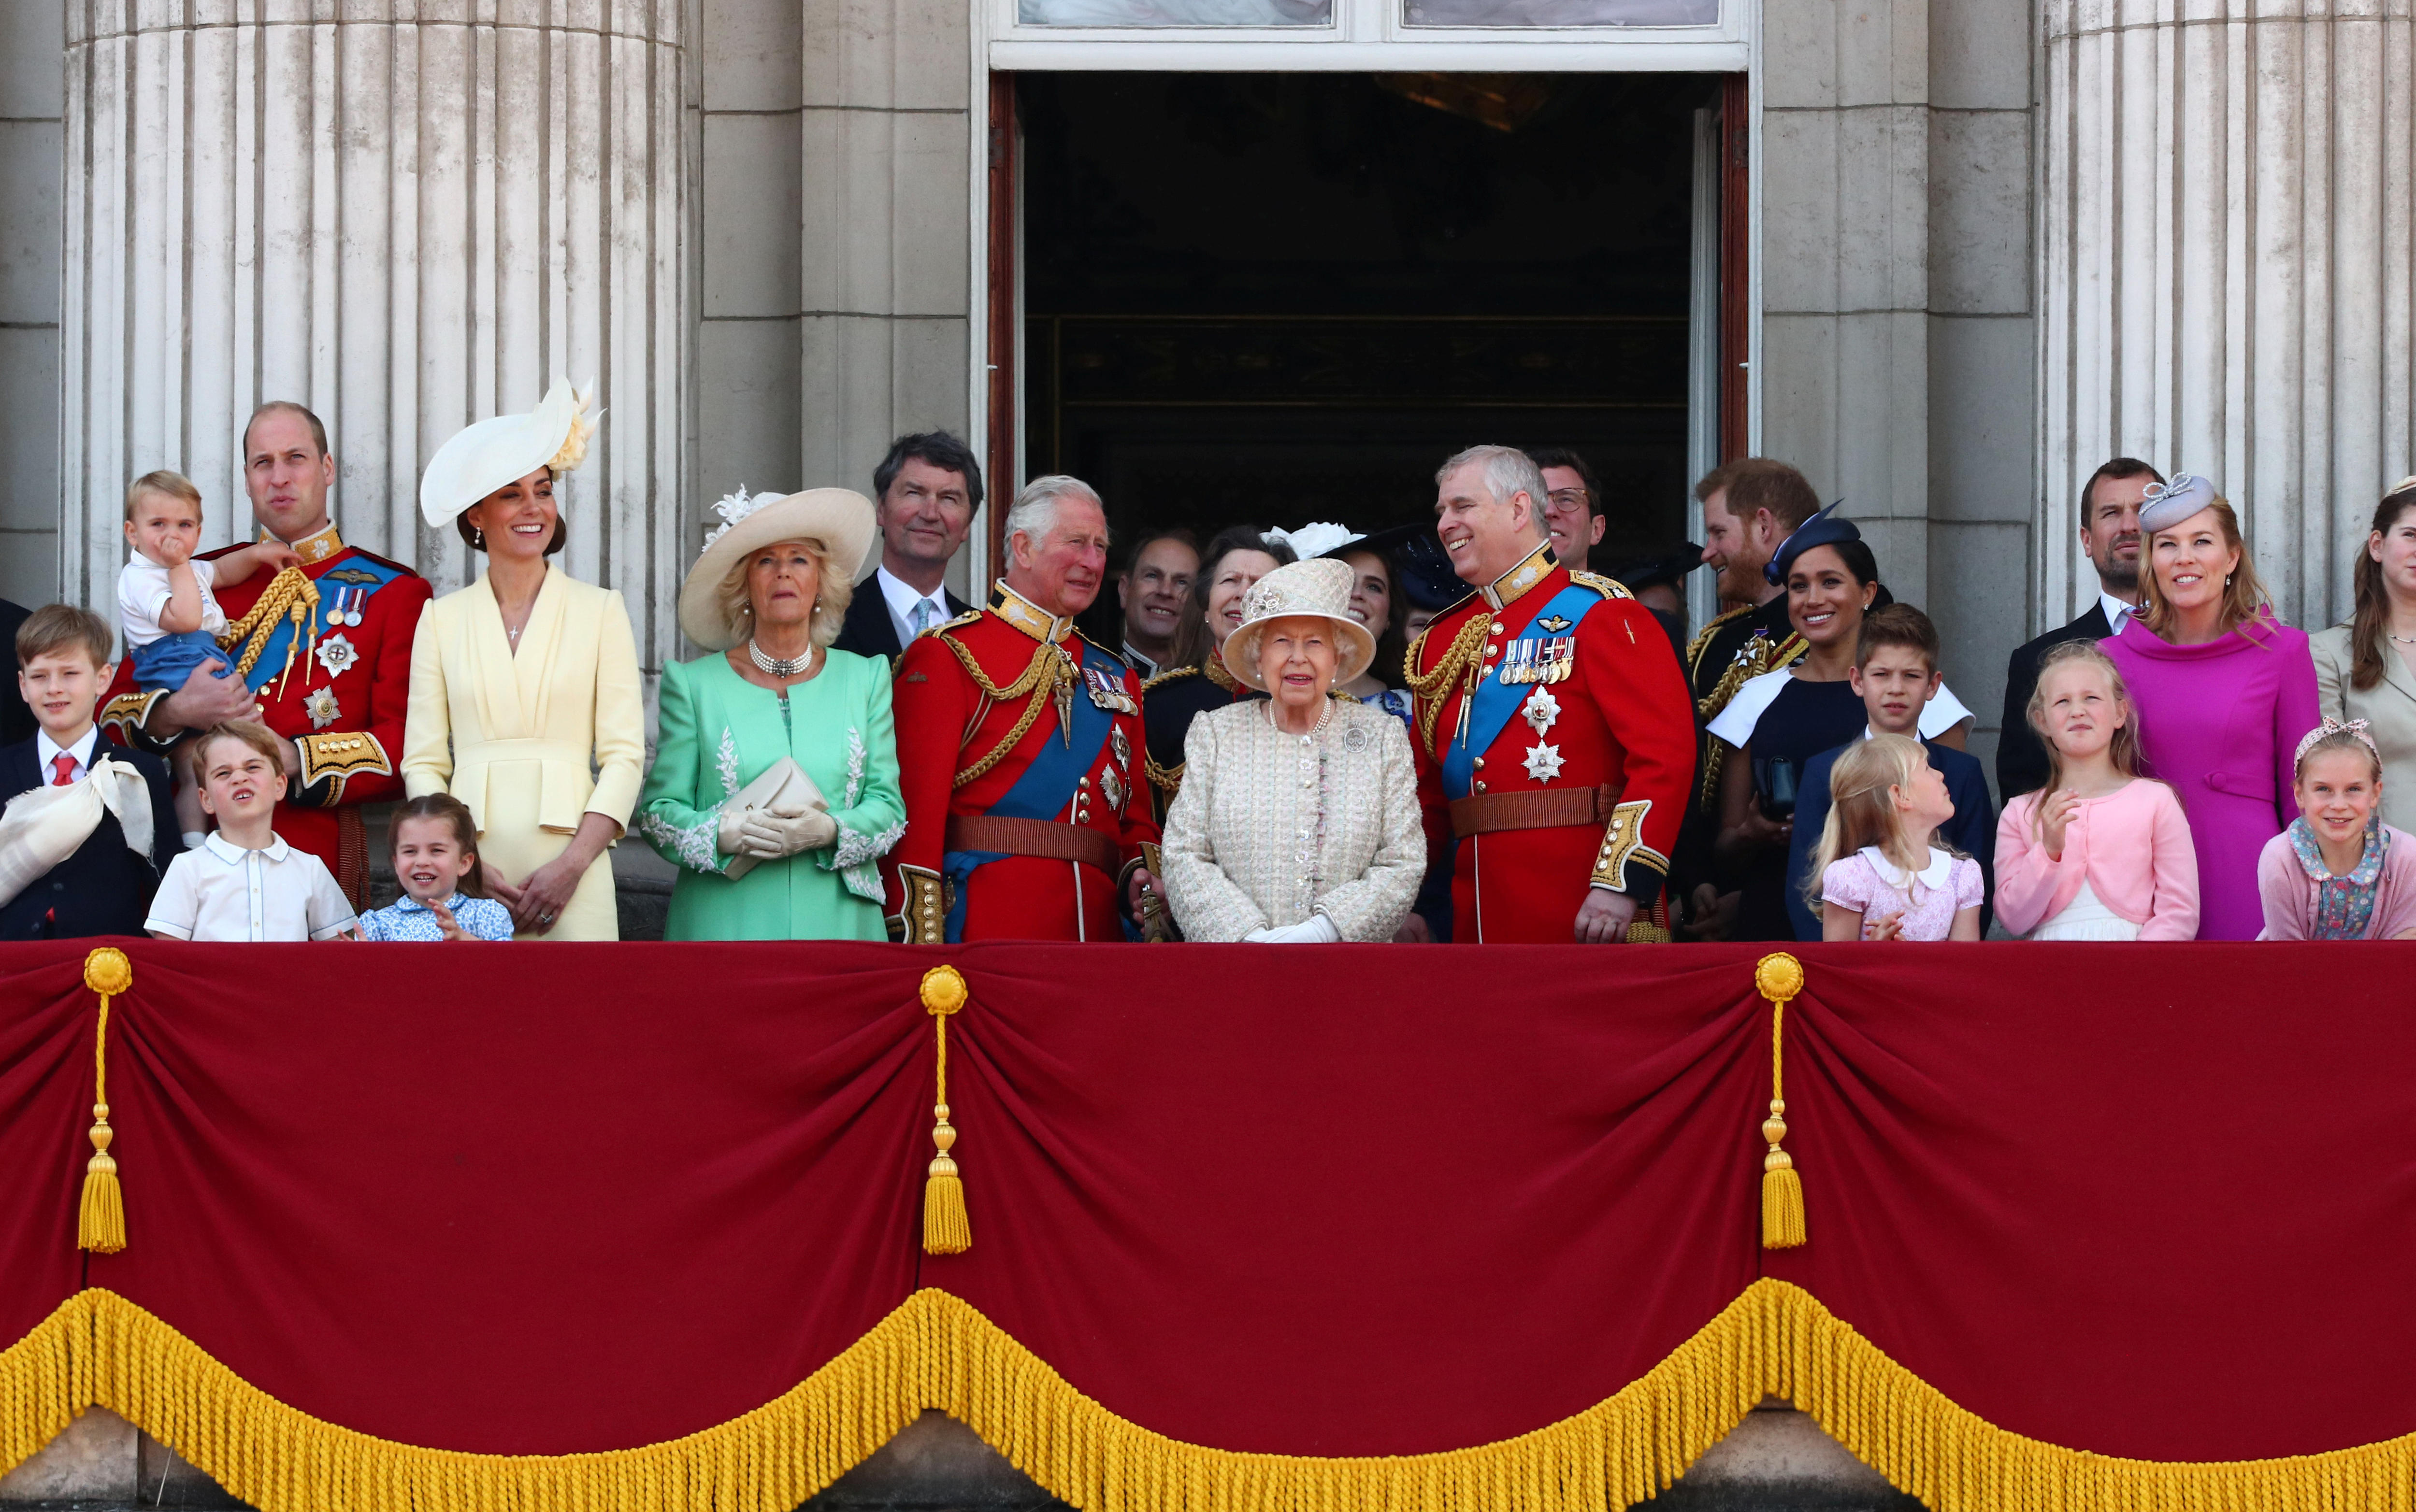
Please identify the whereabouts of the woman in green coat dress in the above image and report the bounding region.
[636,486,905,940]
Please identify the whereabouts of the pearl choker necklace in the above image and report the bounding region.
[749,640,815,679]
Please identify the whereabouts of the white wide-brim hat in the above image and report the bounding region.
[677,486,879,650]
[417,379,603,529]
[1219,556,1378,692]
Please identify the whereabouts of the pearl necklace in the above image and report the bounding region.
[749,639,816,679]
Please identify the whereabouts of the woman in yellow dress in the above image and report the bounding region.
[401,381,646,940]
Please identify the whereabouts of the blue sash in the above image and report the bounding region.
[942,638,1122,942]
[224,553,410,695]
[1439,584,1599,801]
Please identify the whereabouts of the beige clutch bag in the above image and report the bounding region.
[719,756,827,880]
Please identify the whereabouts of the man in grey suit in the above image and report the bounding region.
[1997,457,2162,798]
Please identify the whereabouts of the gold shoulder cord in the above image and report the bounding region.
[217,567,321,690]
[1402,617,1490,761]
[941,633,1077,789]
[1684,603,1748,678]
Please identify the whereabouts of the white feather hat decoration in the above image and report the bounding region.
[417,378,603,529]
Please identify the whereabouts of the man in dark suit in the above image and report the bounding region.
[0,599,33,748]
[1997,457,2161,799]
[834,431,980,660]
[4,604,179,939]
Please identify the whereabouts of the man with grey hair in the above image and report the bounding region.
[1405,444,1697,943]
[882,475,1161,943]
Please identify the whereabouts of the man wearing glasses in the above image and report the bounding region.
[1529,447,1606,576]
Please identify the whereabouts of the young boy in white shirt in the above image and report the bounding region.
[116,471,296,846]
[145,720,355,942]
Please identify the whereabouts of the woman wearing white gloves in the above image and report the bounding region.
[633,487,905,941]
[1159,557,1426,943]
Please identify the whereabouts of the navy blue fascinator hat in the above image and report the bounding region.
[1339,523,1465,612]
[1764,501,1859,587]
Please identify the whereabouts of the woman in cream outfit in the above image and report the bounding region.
[402,381,646,940]
[2312,478,2416,835]
[1160,556,1425,942]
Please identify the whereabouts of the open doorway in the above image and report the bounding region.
[1007,70,1729,576]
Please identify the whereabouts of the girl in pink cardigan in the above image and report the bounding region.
[1996,642,2200,940]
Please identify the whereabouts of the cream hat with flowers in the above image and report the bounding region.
[677,486,879,650]
[1218,556,1379,692]
[417,379,603,528]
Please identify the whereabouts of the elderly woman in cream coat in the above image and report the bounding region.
[1160,557,1425,942]
[402,381,647,940]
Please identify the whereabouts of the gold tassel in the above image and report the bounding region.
[920,965,971,1255]
[1754,952,1806,1250]
[78,947,133,1254]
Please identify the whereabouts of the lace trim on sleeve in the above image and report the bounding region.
[637,809,733,877]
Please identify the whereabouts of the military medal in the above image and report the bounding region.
[1101,766,1126,813]
[1111,725,1132,773]
[304,686,342,730]
[1082,665,1137,714]
[1523,742,1566,784]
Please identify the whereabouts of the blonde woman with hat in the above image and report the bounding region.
[402,380,644,941]
[632,486,904,941]
[1158,557,1426,943]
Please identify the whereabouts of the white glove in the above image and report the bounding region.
[716,807,751,859]
[737,805,838,859]
[1243,913,1341,944]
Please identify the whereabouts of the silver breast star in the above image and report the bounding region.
[1523,742,1565,784]
[1522,685,1561,735]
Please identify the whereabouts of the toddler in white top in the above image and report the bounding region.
[117,471,296,845]
[145,723,355,942]
[1804,732,1985,941]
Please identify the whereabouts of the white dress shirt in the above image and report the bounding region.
[145,831,357,941]
[875,567,952,649]
[35,727,100,785]
[2100,591,2139,636]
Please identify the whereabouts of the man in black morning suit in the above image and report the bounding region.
[833,432,980,661]
[1996,457,2161,799]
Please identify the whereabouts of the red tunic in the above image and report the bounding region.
[101,525,432,906]
[882,587,1159,943]
[1406,544,1697,944]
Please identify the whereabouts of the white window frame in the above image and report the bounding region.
[963,0,1764,585]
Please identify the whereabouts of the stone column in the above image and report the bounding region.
[62,0,688,668]
[2039,0,2416,630]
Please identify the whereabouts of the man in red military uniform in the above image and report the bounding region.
[101,401,432,907]
[1405,445,1697,944]
[883,475,1159,943]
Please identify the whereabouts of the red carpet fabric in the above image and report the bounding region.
[3,938,2414,1474]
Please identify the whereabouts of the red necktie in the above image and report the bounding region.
[50,753,78,786]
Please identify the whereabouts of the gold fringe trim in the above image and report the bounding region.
[10,1283,2416,1512]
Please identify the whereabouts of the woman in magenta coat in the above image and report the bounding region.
[2103,475,2320,939]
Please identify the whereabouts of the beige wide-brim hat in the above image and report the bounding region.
[1219,557,1378,692]
[417,378,602,528]
[677,486,879,650]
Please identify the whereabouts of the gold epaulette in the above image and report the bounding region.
[1568,571,1634,600]
[930,608,983,638]
[1695,630,1808,807]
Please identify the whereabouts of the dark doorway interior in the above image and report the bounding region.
[1018,70,1715,567]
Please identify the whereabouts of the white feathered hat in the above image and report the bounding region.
[677,486,879,651]
[417,379,603,528]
